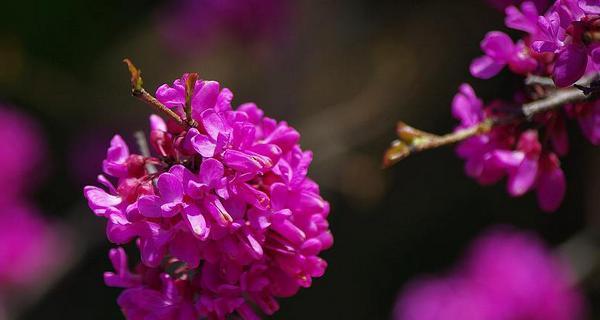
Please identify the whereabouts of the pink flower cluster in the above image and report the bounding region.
[453,0,600,211]
[0,106,64,292]
[84,75,332,319]
[471,0,600,87]
[394,227,586,320]
[452,84,570,211]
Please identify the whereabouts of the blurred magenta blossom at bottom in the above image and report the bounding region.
[394,227,586,320]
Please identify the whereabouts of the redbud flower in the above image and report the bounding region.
[451,84,569,211]
[470,31,537,78]
[493,131,566,212]
[452,84,514,185]
[84,73,332,319]
[394,227,586,320]
[386,0,600,212]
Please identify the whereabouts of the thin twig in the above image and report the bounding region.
[522,87,586,118]
[383,74,599,167]
[524,75,556,87]
[383,121,491,167]
[184,73,199,127]
[123,59,193,129]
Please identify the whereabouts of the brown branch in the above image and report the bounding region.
[383,121,491,167]
[383,75,598,168]
[123,59,194,129]
[522,87,586,118]
[184,73,199,127]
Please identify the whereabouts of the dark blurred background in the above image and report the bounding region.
[0,0,599,319]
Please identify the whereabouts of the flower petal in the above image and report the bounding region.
[137,195,163,218]
[481,31,514,60]
[192,81,220,118]
[84,186,122,214]
[157,173,184,203]
[508,157,538,196]
[537,157,566,212]
[200,158,224,185]
[470,55,506,79]
[553,45,588,87]
[184,205,209,240]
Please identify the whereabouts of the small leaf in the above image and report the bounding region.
[396,122,438,143]
[383,140,410,168]
[123,58,143,90]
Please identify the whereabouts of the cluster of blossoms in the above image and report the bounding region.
[0,106,64,294]
[84,74,332,319]
[394,227,586,320]
[451,0,600,211]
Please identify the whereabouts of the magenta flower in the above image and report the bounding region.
[452,84,515,185]
[505,1,543,34]
[471,31,538,78]
[84,74,332,319]
[394,227,586,320]
[529,2,600,86]
[472,0,600,86]
[451,85,571,211]
[493,131,566,212]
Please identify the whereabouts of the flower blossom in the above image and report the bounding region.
[474,0,600,86]
[452,84,570,212]
[394,227,586,320]
[84,74,332,319]
[470,31,538,78]
[471,0,600,87]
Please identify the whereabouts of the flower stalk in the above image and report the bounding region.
[123,58,193,128]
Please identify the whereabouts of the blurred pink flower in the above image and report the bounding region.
[0,203,66,289]
[394,227,586,320]
[157,0,290,52]
[0,103,69,300]
[0,105,46,201]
